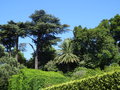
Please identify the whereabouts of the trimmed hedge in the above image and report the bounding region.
[44,71,120,90]
[8,69,69,90]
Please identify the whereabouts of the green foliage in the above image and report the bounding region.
[0,44,8,57]
[55,38,79,72]
[26,57,35,68]
[97,14,120,47]
[73,26,120,69]
[104,63,120,72]
[56,39,79,64]
[0,21,26,52]
[39,46,56,67]
[17,51,26,65]
[12,50,26,65]
[69,64,120,80]
[109,14,120,45]
[1,11,120,90]
[44,70,120,90]
[26,46,56,69]
[26,10,69,69]
[9,69,69,90]
[0,57,25,90]
[0,24,16,52]
[71,67,103,80]
[44,60,58,71]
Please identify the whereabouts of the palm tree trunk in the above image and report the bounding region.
[67,63,70,71]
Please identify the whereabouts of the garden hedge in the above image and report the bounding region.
[43,70,120,90]
[8,69,69,90]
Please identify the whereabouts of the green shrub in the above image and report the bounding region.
[44,70,120,90]
[104,63,120,72]
[0,44,8,58]
[71,67,103,80]
[0,57,25,90]
[44,60,58,71]
[9,69,69,90]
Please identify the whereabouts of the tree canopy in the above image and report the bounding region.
[26,10,69,69]
[73,26,120,69]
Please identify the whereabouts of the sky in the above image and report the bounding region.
[0,0,120,60]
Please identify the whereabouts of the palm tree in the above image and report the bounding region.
[55,38,79,71]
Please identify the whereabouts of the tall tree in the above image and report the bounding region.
[8,21,26,60]
[0,21,26,61]
[97,14,120,46]
[0,24,16,56]
[109,14,120,46]
[73,26,120,69]
[27,10,69,69]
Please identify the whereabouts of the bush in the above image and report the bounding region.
[9,69,69,90]
[44,60,58,71]
[71,67,103,80]
[104,63,120,72]
[44,70,120,90]
[0,57,25,90]
[0,44,8,58]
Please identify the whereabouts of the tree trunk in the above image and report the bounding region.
[35,48,38,69]
[28,43,38,69]
[35,34,41,69]
[9,48,12,57]
[15,36,19,61]
[7,47,11,57]
[67,63,70,72]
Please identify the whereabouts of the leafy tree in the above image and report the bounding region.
[109,14,120,45]
[97,19,110,29]
[97,14,120,47]
[0,24,16,56]
[73,26,120,69]
[26,10,69,69]
[0,21,26,60]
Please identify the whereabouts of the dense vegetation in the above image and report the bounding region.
[0,45,25,90]
[0,10,120,90]
[9,69,69,90]
[44,70,120,90]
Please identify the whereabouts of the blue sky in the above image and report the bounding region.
[0,0,120,59]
